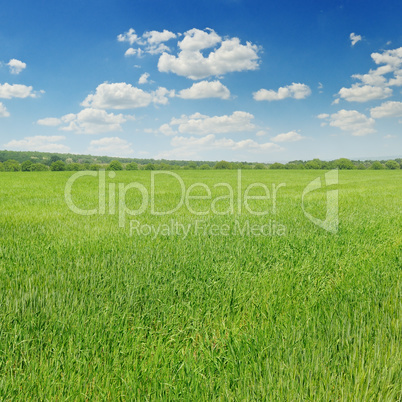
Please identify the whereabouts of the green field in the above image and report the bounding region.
[0,170,401,399]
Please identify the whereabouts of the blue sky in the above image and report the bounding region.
[1,0,401,162]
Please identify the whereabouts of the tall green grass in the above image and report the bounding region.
[0,170,401,399]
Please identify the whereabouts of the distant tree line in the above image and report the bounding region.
[265,158,401,170]
[0,150,222,169]
[0,151,401,172]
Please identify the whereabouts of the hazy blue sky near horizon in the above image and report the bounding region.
[1,0,401,162]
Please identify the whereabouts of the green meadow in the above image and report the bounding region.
[0,170,401,399]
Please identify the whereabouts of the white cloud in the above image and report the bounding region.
[334,47,402,103]
[125,48,144,57]
[271,131,304,142]
[0,83,38,99]
[370,101,402,118]
[143,29,176,44]
[126,44,168,56]
[138,72,150,84]
[156,134,282,160]
[164,111,256,135]
[59,108,129,134]
[178,28,221,51]
[3,135,69,152]
[388,69,402,86]
[338,47,402,102]
[178,80,230,99]
[117,28,139,45]
[146,43,171,55]
[384,134,397,139]
[158,28,260,80]
[350,33,362,46]
[81,82,173,109]
[0,102,10,117]
[118,28,259,76]
[119,28,176,56]
[256,130,268,137]
[337,84,392,102]
[37,117,62,126]
[253,83,311,101]
[352,71,388,87]
[159,123,177,136]
[88,136,134,156]
[152,87,175,105]
[7,59,26,74]
[371,47,402,69]
[320,109,376,136]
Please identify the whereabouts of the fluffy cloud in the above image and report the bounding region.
[158,28,260,80]
[178,28,221,51]
[88,137,134,156]
[153,87,176,105]
[156,134,281,160]
[335,47,402,102]
[143,29,177,45]
[352,70,388,87]
[271,131,304,142]
[159,123,177,136]
[118,28,259,78]
[0,83,38,99]
[119,28,176,55]
[0,102,10,117]
[125,44,169,56]
[388,69,402,86]
[350,33,362,46]
[371,47,402,69]
[58,108,129,134]
[37,117,63,126]
[3,135,69,152]
[117,28,139,45]
[162,111,256,135]
[253,83,311,101]
[318,109,376,136]
[81,82,174,109]
[147,43,171,55]
[7,59,26,74]
[0,83,41,117]
[82,82,151,109]
[138,72,150,84]
[125,48,144,57]
[337,84,392,102]
[370,101,402,118]
[178,80,230,99]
